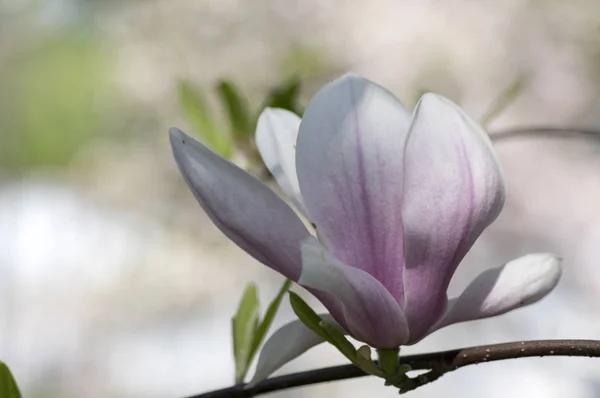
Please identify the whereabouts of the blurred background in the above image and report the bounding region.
[2,0,600,397]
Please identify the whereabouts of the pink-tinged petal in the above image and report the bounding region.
[298,237,409,348]
[255,108,308,216]
[247,314,342,387]
[170,128,310,280]
[401,94,506,341]
[428,253,561,337]
[295,73,412,302]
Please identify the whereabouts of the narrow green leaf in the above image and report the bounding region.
[216,80,253,140]
[356,345,384,377]
[0,362,22,398]
[288,291,331,342]
[318,321,357,362]
[231,318,238,358]
[232,283,260,382]
[289,292,358,364]
[248,279,292,363]
[480,73,530,128]
[177,79,232,158]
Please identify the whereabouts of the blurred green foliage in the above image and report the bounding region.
[178,80,232,158]
[0,362,21,398]
[0,33,113,172]
[278,44,330,82]
[231,279,291,383]
[216,80,254,142]
[481,74,530,128]
[178,77,303,163]
[232,283,259,382]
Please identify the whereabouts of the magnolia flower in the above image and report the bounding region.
[170,73,561,383]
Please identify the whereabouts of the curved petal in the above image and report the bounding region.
[428,253,561,337]
[247,314,341,387]
[170,128,310,280]
[298,237,409,348]
[295,73,412,302]
[401,94,506,340]
[255,108,308,216]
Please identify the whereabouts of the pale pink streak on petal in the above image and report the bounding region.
[170,128,310,280]
[298,237,409,348]
[296,74,412,304]
[401,94,506,341]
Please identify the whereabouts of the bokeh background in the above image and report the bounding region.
[3,0,600,397]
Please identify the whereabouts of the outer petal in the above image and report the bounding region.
[247,314,341,387]
[401,94,506,340]
[255,108,308,216]
[295,73,412,302]
[170,128,310,280]
[429,253,562,336]
[298,237,409,348]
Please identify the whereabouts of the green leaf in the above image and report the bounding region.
[248,279,292,362]
[356,345,384,377]
[0,362,22,398]
[263,78,303,115]
[480,73,530,128]
[216,80,253,140]
[288,291,331,342]
[232,283,260,382]
[289,292,357,364]
[178,80,232,158]
[318,321,357,363]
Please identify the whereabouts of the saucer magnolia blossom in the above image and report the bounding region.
[170,74,561,383]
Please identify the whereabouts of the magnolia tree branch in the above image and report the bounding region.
[186,339,600,398]
[490,126,600,141]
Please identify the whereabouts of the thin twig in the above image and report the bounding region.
[185,339,600,398]
[490,126,600,142]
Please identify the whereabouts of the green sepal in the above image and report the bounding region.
[356,345,384,377]
[248,279,292,363]
[232,283,259,382]
[0,362,22,398]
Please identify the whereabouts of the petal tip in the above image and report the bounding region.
[415,92,456,113]
[531,252,563,281]
[332,71,369,87]
[259,107,275,118]
[169,127,189,149]
[168,126,184,138]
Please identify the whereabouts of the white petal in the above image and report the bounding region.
[170,128,310,280]
[298,237,409,348]
[401,94,506,340]
[255,108,308,216]
[295,73,412,302]
[247,314,340,387]
[433,253,562,332]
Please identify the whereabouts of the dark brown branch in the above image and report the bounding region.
[185,339,600,398]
